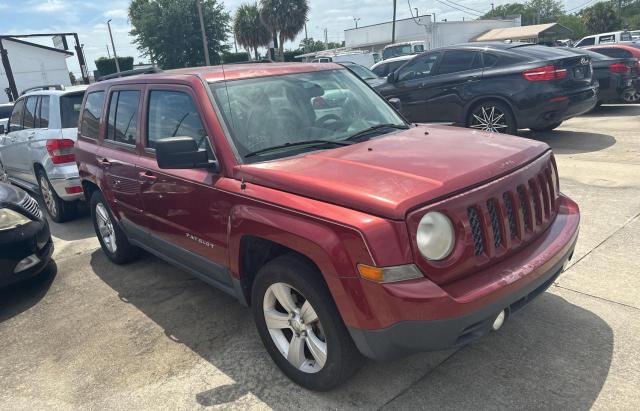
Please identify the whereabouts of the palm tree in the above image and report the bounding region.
[259,0,309,61]
[234,3,271,60]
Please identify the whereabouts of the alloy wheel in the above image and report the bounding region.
[622,88,640,104]
[263,282,327,373]
[39,175,57,217]
[469,105,509,133]
[95,203,117,253]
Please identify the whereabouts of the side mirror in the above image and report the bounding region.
[388,98,402,111]
[155,137,218,171]
[386,72,396,83]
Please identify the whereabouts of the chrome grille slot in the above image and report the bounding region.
[517,186,531,232]
[503,192,517,239]
[467,207,484,256]
[487,199,502,249]
[18,194,42,219]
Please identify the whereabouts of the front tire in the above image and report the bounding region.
[252,254,364,391]
[90,190,140,264]
[466,101,517,135]
[37,169,77,223]
[529,122,562,132]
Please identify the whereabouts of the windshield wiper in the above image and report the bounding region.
[244,139,353,158]
[343,123,409,142]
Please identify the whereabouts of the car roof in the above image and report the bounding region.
[23,84,88,97]
[96,62,344,86]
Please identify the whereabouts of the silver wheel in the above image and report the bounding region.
[622,88,640,103]
[95,202,117,253]
[470,105,509,133]
[39,175,57,217]
[263,282,327,373]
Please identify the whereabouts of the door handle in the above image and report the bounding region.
[97,157,111,168]
[138,171,157,183]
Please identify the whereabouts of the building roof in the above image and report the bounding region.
[473,23,572,42]
[2,37,74,56]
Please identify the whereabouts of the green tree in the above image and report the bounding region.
[259,0,309,61]
[129,0,230,69]
[581,2,623,34]
[528,0,564,23]
[94,57,135,77]
[482,3,536,25]
[557,14,586,39]
[234,3,271,60]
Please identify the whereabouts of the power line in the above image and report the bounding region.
[433,0,484,17]
[566,0,599,13]
[439,0,487,14]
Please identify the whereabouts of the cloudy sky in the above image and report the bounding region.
[2,0,589,77]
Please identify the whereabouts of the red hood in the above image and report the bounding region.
[235,125,549,220]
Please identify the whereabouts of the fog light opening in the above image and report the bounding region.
[14,254,40,273]
[492,310,506,331]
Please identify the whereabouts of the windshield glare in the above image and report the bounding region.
[211,69,405,162]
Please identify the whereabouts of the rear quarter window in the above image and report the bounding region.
[60,93,85,128]
[80,91,105,139]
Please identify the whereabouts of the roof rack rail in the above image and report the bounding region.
[226,59,274,64]
[21,84,65,95]
[98,67,162,81]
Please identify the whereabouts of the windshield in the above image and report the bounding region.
[210,69,405,162]
[383,45,412,60]
[60,93,84,128]
[345,63,379,80]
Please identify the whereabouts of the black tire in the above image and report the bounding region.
[466,100,517,135]
[90,190,140,264]
[529,122,563,132]
[36,168,77,223]
[251,253,364,391]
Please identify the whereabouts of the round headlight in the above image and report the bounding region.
[416,212,455,261]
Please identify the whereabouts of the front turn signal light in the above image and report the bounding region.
[357,263,423,283]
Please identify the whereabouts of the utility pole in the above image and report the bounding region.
[354,17,360,28]
[107,19,121,73]
[491,3,494,12]
[196,0,211,66]
[324,28,328,49]
[106,44,111,59]
[392,0,397,43]
[73,33,90,84]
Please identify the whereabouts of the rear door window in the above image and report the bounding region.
[599,34,615,44]
[9,99,25,132]
[37,96,50,128]
[146,90,207,149]
[106,90,140,145]
[576,37,595,47]
[23,96,37,129]
[437,51,479,75]
[80,91,105,139]
[0,105,13,119]
[596,48,632,58]
[60,93,84,128]
[397,53,440,81]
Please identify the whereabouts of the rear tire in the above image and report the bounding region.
[90,190,140,264]
[529,122,562,132]
[251,253,364,391]
[36,169,77,223]
[466,101,517,135]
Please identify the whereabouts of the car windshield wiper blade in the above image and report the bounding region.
[343,123,410,142]
[244,139,353,158]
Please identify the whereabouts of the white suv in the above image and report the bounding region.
[0,86,87,222]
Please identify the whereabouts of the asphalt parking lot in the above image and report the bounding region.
[1,105,639,410]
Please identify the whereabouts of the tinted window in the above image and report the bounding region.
[106,90,140,145]
[23,97,37,129]
[37,96,50,128]
[0,105,12,119]
[344,64,378,80]
[438,51,478,74]
[9,99,25,131]
[60,93,84,128]
[596,48,632,58]
[510,44,579,59]
[599,34,615,43]
[577,37,595,47]
[482,53,499,67]
[397,53,440,81]
[147,91,206,149]
[621,32,632,41]
[80,91,105,139]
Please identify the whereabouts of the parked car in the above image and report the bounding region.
[374,42,598,134]
[337,62,386,87]
[382,40,427,60]
[561,47,640,103]
[585,43,640,60]
[574,30,634,47]
[0,102,13,132]
[0,152,7,183]
[370,54,413,77]
[0,86,87,222]
[76,63,580,391]
[308,51,380,67]
[0,182,53,287]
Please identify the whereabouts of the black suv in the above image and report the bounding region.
[375,42,598,134]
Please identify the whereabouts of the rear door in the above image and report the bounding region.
[100,85,148,229]
[0,98,26,178]
[8,96,39,181]
[137,85,232,287]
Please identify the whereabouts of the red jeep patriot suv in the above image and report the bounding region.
[76,63,579,391]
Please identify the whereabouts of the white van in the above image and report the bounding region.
[382,41,427,60]
[574,31,633,47]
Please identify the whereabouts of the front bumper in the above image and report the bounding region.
[346,195,579,361]
[0,219,54,287]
